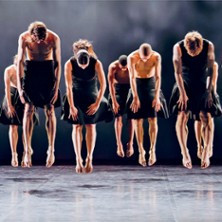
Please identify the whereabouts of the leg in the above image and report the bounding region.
[209,119,214,158]
[114,116,124,157]
[72,124,84,173]
[85,124,96,173]
[9,125,18,167]
[194,120,203,159]
[22,104,35,168]
[134,119,146,167]
[126,119,135,157]
[21,117,34,167]
[176,112,192,169]
[44,105,56,168]
[148,117,158,166]
[200,112,214,169]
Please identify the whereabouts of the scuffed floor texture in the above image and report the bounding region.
[0,165,221,222]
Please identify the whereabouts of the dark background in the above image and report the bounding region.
[0,0,222,165]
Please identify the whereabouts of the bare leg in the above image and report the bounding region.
[72,124,84,173]
[194,120,203,159]
[85,124,96,173]
[114,116,124,157]
[135,119,146,167]
[9,125,18,167]
[45,105,56,168]
[176,112,192,169]
[126,119,134,158]
[21,118,34,167]
[200,112,213,169]
[148,117,158,166]
[209,119,214,158]
[22,104,35,168]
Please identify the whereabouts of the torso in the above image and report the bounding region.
[23,30,56,61]
[133,51,157,78]
[112,62,130,84]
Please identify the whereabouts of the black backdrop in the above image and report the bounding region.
[0,1,222,165]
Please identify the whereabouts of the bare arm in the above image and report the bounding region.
[53,35,61,91]
[128,55,138,99]
[64,60,78,120]
[154,54,161,98]
[95,60,106,104]
[206,42,215,92]
[108,64,117,104]
[212,62,218,93]
[64,61,74,108]
[4,68,12,108]
[173,44,186,96]
[16,35,26,101]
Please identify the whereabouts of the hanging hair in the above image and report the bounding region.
[73,39,97,59]
[118,55,128,67]
[77,50,90,65]
[28,21,47,41]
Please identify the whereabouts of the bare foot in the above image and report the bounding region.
[117,144,125,158]
[75,159,84,174]
[182,154,192,169]
[11,152,18,167]
[46,151,55,168]
[209,147,213,158]
[85,157,93,173]
[139,151,146,167]
[22,152,32,168]
[201,148,210,169]
[21,148,33,167]
[126,143,134,158]
[197,146,203,159]
[148,149,156,166]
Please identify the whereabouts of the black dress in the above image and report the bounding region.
[127,77,169,119]
[169,39,222,120]
[61,56,113,125]
[0,87,39,125]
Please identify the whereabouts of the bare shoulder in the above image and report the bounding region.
[128,50,139,62]
[19,31,30,42]
[47,29,60,41]
[4,64,15,77]
[173,43,182,58]
[64,60,72,69]
[153,51,161,60]
[208,41,214,51]
[109,60,118,70]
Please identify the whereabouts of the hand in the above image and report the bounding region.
[7,105,16,118]
[50,88,59,105]
[130,96,140,113]
[205,91,213,108]
[86,101,100,116]
[112,101,120,115]
[152,97,161,112]
[177,93,188,111]
[18,89,25,104]
[69,105,78,121]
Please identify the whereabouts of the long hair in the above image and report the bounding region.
[73,39,97,59]
[28,21,47,40]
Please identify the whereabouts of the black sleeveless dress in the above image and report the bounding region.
[61,56,113,125]
[0,87,39,126]
[169,39,222,120]
[127,77,169,119]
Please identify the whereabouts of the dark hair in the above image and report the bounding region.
[28,21,47,41]
[118,55,127,67]
[77,51,89,65]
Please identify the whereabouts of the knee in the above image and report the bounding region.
[9,125,18,133]
[200,113,213,128]
[85,124,96,131]
[73,124,82,132]
[115,117,123,126]
[25,106,34,117]
[176,112,188,127]
[45,106,55,119]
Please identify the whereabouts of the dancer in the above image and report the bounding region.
[169,31,221,169]
[195,61,220,159]
[17,21,61,168]
[61,39,112,173]
[0,55,38,167]
[108,55,134,158]
[127,43,169,167]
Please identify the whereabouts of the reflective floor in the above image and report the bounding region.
[0,165,221,221]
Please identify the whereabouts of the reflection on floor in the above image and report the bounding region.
[0,165,221,221]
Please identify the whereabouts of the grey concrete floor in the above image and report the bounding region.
[0,165,221,222]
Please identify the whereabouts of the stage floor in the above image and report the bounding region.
[0,165,221,221]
